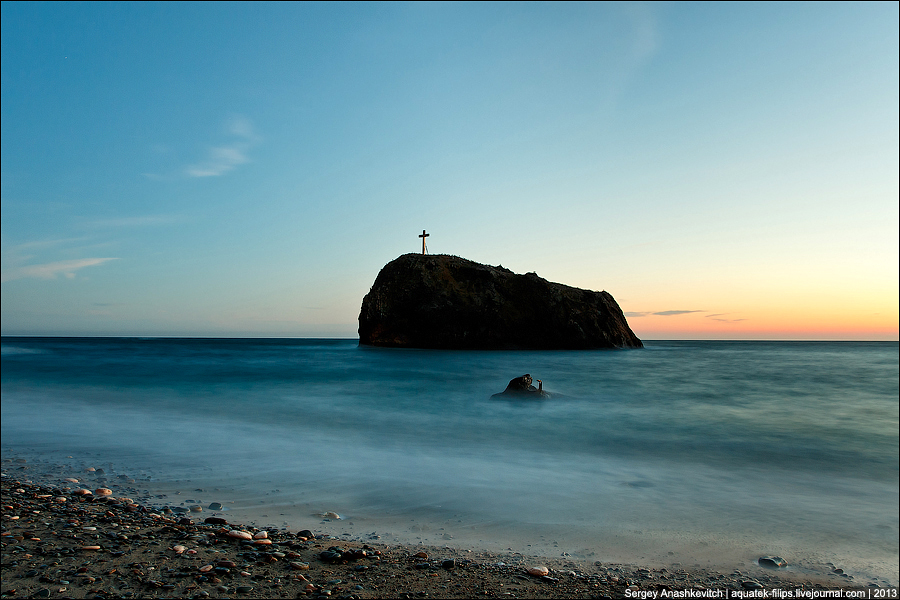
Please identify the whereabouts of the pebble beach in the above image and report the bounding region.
[2,459,883,600]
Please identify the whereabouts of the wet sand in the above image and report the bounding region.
[2,460,881,600]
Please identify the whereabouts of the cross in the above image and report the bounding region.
[419,230,429,254]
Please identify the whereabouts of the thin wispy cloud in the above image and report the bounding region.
[185,116,261,178]
[11,237,92,252]
[1,258,118,283]
[624,310,706,318]
[706,314,747,323]
[1,236,120,283]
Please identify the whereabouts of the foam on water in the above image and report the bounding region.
[2,338,897,584]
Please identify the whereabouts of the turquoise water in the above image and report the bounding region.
[2,338,897,583]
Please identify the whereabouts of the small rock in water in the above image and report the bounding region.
[208,502,223,511]
[322,511,341,520]
[758,556,787,568]
[297,529,315,539]
[190,505,203,512]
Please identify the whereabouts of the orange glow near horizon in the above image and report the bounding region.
[629,311,899,341]
[623,280,899,340]
[628,300,900,341]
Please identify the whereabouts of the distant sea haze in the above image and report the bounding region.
[2,338,897,586]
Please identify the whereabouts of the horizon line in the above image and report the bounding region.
[1,334,897,343]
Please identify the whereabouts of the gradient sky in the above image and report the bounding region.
[2,2,897,340]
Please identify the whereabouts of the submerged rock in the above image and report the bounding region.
[758,556,788,568]
[358,254,642,349]
[491,374,550,399]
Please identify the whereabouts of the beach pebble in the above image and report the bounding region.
[172,544,187,554]
[190,505,203,512]
[290,562,310,570]
[95,488,112,496]
[204,517,228,525]
[742,581,764,590]
[253,530,268,539]
[226,530,253,540]
[65,478,79,483]
[199,565,214,573]
[323,511,341,520]
[319,550,343,563]
[528,566,550,577]
[297,529,314,539]
[208,502,223,510]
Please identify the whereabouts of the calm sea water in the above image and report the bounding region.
[2,338,897,583]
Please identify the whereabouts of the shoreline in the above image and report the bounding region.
[2,466,884,600]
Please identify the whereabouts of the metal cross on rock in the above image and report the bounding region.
[419,230,429,254]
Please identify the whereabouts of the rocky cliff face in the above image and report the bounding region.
[358,254,642,349]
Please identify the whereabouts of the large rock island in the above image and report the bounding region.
[358,254,642,349]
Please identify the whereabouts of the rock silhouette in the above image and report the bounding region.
[358,254,642,350]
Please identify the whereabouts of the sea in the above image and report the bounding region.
[1,337,897,584]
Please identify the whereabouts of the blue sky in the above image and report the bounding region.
[2,2,897,339]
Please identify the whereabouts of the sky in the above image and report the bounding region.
[1,2,897,340]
